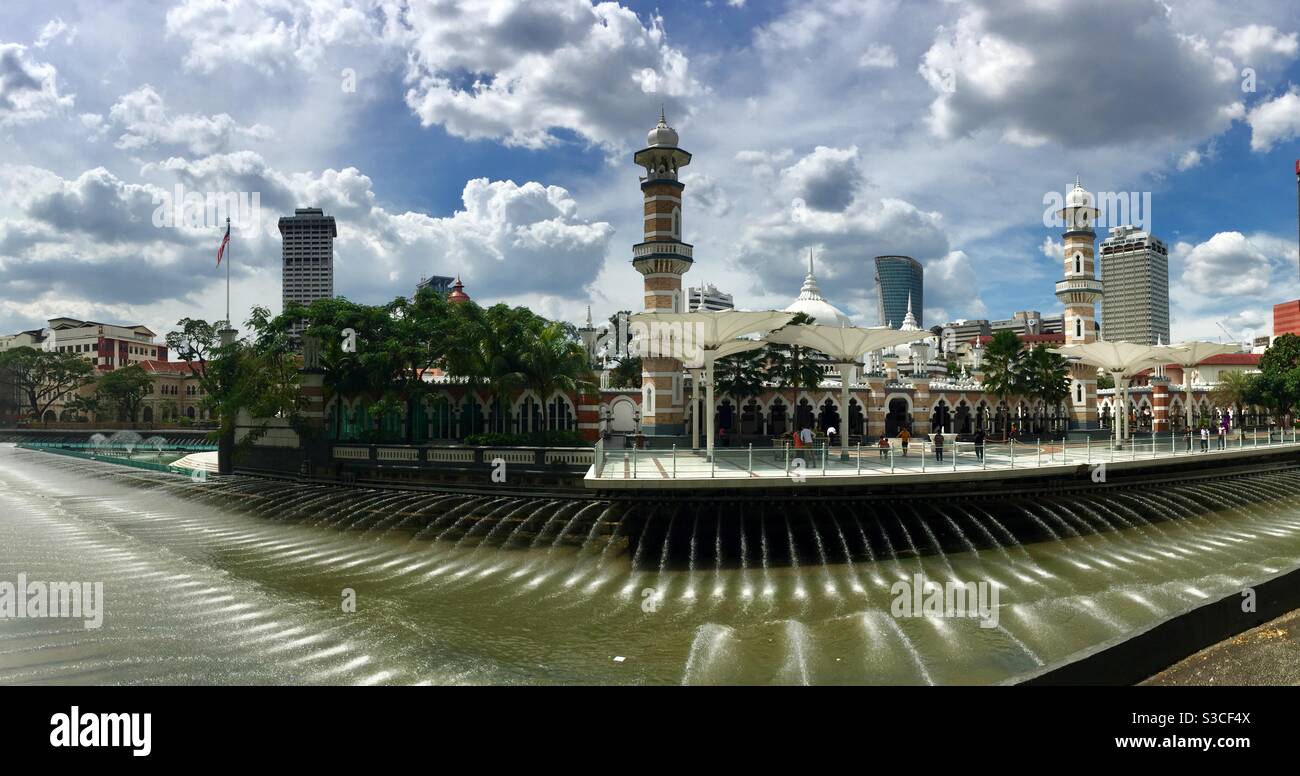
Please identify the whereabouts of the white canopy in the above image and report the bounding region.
[629,310,795,370]
[765,323,923,363]
[1164,341,1239,367]
[766,323,923,456]
[1051,341,1181,377]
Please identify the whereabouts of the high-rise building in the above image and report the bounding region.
[279,208,337,323]
[687,283,733,312]
[1275,299,1300,339]
[1054,178,1104,427]
[991,311,1064,336]
[874,255,923,329]
[1098,225,1170,345]
[631,109,693,435]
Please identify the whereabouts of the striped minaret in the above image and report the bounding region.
[632,108,693,435]
[1055,177,1105,428]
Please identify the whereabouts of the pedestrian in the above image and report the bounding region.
[973,428,986,461]
[799,425,815,463]
[718,425,729,448]
[1217,423,1226,450]
[1185,426,1192,452]
[826,425,838,448]
[933,430,945,462]
[899,427,911,457]
[878,434,890,459]
[1200,426,1210,452]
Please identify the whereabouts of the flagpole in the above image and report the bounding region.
[225,216,231,329]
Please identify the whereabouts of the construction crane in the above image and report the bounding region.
[1217,321,1242,344]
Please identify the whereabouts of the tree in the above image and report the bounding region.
[765,312,823,389]
[1020,345,1071,434]
[0,347,96,421]
[95,364,152,422]
[65,394,101,422]
[166,317,226,382]
[1251,333,1300,423]
[1211,369,1256,428]
[521,320,597,405]
[980,331,1024,412]
[1097,371,1115,390]
[714,347,766,402]
[608,356,642,389]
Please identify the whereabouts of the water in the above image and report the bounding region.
[2,445,1300,685]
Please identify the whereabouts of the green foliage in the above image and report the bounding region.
[714,346,766,400]
[1021,345,1071,406]
[980,330,1025,402]
[765,312,823,389]
[1097,371,1115,390]
[608,356,642,389]
[1252,333,1300,418]
[1212,369,1256,421]
[95,364,152,422]
[0,346,96,420]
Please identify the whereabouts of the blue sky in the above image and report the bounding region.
[1,0,1299,344]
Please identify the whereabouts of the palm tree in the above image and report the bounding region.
[1211,370,1256,430]
[521,321,598,429]
[714,347,766,403]
[980,330,1024,439]
[1021,345,1071,436]
[765,312,823,389]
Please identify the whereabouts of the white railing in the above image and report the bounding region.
[332,446,370,460]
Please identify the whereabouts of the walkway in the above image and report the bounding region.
[588,431,1300,489]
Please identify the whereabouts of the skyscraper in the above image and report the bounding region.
[279,207,337,320]
[874,255,923,329]
[1099,225,1170,345]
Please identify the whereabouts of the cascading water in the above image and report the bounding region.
[5,445,1300,685]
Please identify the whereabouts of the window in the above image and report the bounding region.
[1075,318,1083,338]
[1073,252,1082,273]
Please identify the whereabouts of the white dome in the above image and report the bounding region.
[784,297,852,326]
[784,250,852,325]
[1066,182,1092,208]
[646,117,679,148]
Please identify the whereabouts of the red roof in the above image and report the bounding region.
[1198,353,1260,366]
[974,333,1065,346]
[139,359,198,375]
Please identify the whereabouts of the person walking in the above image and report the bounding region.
[1200,426,1210,452]
[933,430,945,462]
[898,427,911,457]
[799,425,815,464]
[1217,423,1226,451]
[973,428,986,461]
[878,434,890,459]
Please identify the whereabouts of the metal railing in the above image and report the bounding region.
[587,426,1300,481]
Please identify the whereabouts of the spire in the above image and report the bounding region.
[660,103,666,124]
[808,246,814,276]
[1073,173,1081,189]
[586,305,592,327]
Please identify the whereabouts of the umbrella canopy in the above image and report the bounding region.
[1051,341,1182,377]
[765,323,924,363]
[629,310,795,368]
[1164,341,1240,367]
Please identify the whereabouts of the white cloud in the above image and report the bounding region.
[919,0,1241,147]
[34,18,76,49]
[1246,87,1300,151]
[108,85,274,156]
[0,43,74,127]
[399,0,704,150]
[164,0,382,75]
[1177,149,1202,170]
[779,145,862,212]
[1176,231,1274,296]
[1217,24,1299,67]
[857,44,897,69]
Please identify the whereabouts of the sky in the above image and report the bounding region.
[1,0,1299,345]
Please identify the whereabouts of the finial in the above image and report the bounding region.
[1073,173,1081,189]
[660,103,666,124]
[808,247,814,276]
[906,292,913,313]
